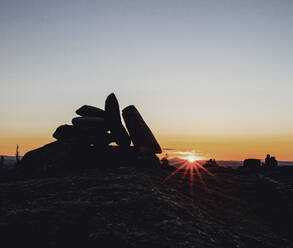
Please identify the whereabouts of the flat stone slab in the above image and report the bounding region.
[76,105,105,118]
[53,124,112,146]
[72,117,106,129]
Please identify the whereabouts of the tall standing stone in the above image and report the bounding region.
[122,105,162,154]
[105,93,130,147]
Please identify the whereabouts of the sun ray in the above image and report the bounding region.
[196,162,221,183]
[160,163,187,184]
[194,163,210,193]
[180,162,190,184]
[160,154,219,196]
[189,165,195,196]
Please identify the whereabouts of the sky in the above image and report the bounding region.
[0,0,293,160]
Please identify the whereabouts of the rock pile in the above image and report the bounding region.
[21,93,162,173]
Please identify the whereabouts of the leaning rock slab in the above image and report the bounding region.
[105,93,130,147]
[122,105,162,154]
[76,105,105,118]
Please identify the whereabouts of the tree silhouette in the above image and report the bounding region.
[16,144,20,164]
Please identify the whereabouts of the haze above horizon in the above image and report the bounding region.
[1,0,292,160]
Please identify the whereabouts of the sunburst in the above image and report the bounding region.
[160,157,217,196]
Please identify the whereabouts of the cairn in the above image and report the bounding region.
[21,93,162,173]
[53,93,130,148]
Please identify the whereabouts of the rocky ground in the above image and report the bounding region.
[0,164,293,248]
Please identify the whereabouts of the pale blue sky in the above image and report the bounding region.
[0,0,293,158]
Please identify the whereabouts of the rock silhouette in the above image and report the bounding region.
[122,105,162,154]
[265,154,278,167]
[243,159,261,169]
[20,93,161,173]
[76,105,105,117]
[105,93,131,147]
[53,124,81,141]
[71,116,105,128]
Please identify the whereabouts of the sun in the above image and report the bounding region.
[186,155,197,163]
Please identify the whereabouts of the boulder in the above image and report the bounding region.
[105,93,130,147]
[76,105,105,118]
[122,105,162,154]
[243,159,261,169]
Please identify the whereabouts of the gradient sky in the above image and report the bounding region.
[1,0,293,160]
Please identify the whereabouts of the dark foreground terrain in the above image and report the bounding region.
[0,165,293,248]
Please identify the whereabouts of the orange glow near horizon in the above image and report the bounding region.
[158,134,293,161]
[0,133,54,156]
[0,133,293,162]
[0,130,293,161]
